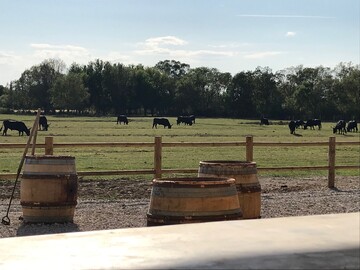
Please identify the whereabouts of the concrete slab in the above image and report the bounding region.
[0,212,359,269]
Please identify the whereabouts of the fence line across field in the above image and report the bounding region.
[0,136,359,188]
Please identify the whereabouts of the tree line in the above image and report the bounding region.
[0,59,359,121]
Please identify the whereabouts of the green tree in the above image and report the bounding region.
[7,59,65,112]
[155,60,190,78]
[50,73,89,113]
[225,71,255,118]
[252,67,283,118]
[179,67,230,116]
[0,85,11,111]
[84,59,110,115]
[102,62,127,115]
[331,63,360,119]
[277,66,330,119]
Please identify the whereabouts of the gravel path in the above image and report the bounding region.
[1,176,359,238]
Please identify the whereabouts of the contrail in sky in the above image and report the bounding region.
[237,14,335,19]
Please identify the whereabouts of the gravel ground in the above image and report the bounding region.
[0,176,359,238]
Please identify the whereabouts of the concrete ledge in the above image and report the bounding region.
[0,212,359,269]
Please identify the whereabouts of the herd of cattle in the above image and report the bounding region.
[287,119,358,135]
[260,116,358,135]
[117,115,196,129]
[0,116,49,136]
[0,114,358,136]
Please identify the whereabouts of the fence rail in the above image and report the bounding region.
[0,136,359,188]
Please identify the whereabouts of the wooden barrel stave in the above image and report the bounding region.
[198,160,261,219]
[20,155,78,223]
[147,177,242,226]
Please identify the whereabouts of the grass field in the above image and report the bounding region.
[0,114,359,179]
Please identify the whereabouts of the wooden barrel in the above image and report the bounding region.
[198,160,261,219]
[20,155,78,223]
[147,177,242,226]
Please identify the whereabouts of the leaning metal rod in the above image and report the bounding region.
[1,108,41,225]
[31,112,40,156]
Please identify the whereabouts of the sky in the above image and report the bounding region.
[0,0,359,86]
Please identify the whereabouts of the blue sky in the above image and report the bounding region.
[0,0,359,85]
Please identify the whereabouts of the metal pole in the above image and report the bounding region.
[1,108,41,225]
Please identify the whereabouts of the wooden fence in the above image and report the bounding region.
[0,136,359,188]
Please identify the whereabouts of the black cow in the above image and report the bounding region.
[295,120,305,129]
[304,119,322,130]
[0,120,31,136]
[288,120,297,134]
[189,115,196,124]
[177,116,193,126]
[39,115,49,131]
[333,120,347,134]
[117,115,129,125]
[346,120,358,132]
[260,117,269,125]
[152,118,172,129]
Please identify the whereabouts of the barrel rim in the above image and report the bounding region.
[199,160,257,166]
[20,201,77,207]
[21,174,78,179]
[153,177,236,186]
[25,155,75,160]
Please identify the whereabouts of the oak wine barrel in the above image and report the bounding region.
[20,155,78,223]
[198,160,261,219]
[147,177,242,226]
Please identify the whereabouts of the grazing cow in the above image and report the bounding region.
[295,120,305,129]
[260,117,269,125]
[346,120,358,132]
[189,115,196,124]
[152,118,172,129]
[304,119,322,130]
[39,115,49,131]
[333,120,347,134]
[177,116,193,126]
[0,120,31,136]
[117,115,129,125]
[288,120,297,134]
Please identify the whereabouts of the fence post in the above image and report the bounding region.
[45,136,54,155]
[154,136,162,178]
[328,136,336,188]
[246,136,253,162]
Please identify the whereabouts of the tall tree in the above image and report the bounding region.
[155,60,190,78]
[252,67,283,118]
[102,63,132,115]
[50,73,89,113]
[331,63,360,119]
[84,59,110,115]
[225,71,255,118]
[8,58,65,112]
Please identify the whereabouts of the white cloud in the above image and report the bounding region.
[30,43,91,64]
[0,51,21,65]
[135,36,236,59]
[0,44,95,84]
[30,44,87,51]
[0,38,285,85]
[143,36,188,48]
[103,52,132,65]
[286,32,296,37]
[208,42,251,49]
[244,51,283,59]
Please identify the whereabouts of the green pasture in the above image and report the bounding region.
[0,114,359,179]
